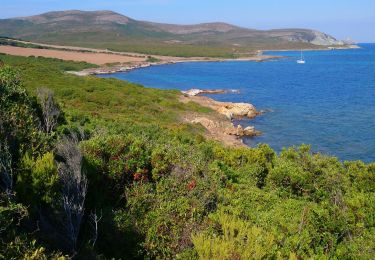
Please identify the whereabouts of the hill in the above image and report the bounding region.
[0,10,345,57]
[0,53,374,259]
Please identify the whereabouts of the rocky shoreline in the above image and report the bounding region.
[261,44,360,52]
[182,88,240,96]
[180,91,262,147]
[67,54,281,76]
[67,61,173,76]
[66,55,273,146]
[66,44,359,77]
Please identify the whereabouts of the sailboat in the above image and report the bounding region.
[297,50,306,64]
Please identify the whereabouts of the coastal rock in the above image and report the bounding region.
[180,94,258,120]
[236,125,244,136]
[216,102,258,119]
[182,93,262,146]
[182,88,230,96]
[225,124,261,137]
[191,117,217,129]
[308,30,344,46]
[243,126,262,137]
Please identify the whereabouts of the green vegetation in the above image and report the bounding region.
[0,37,49,49]
[146,56,161,63]
[0,37,107,54]
[1,54,374,259]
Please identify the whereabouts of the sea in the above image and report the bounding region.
[98,44,375,162]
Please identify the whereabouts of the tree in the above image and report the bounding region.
[37,88,60,134]
[56,134,87,253]
[89,209,102,248]
[0,65,42,161]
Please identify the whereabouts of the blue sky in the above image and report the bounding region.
[1,0,374,42]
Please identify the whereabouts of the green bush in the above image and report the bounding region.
[192,211,277,259]
[17,152,59,206]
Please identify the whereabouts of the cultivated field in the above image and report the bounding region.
[0,45,147,65]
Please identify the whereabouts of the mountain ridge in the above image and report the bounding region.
[0,10,346,57]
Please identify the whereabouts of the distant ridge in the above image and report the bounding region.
[15,10,131,25]
[0,10,346,57]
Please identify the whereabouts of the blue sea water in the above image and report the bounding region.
[99,44,375,162]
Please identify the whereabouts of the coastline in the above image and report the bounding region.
[1,42,362,148]
[1,39,359,77]
[67,54,281,76]
[261,44,360,52]
[179,92,261,147]
[66,44,360,76]
[66,44,360,146]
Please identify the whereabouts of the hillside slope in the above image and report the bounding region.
[1,54,374,259]
[0,10,345,56]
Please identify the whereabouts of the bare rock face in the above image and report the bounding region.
[180,93,258,120]
[191,117,217,129]
[216,102,258,119]
[244,126,261,137]
[309,31,344,46]
[182,88,237,96]
[225,125,261,137]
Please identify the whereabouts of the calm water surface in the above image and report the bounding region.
[99,44,375,162]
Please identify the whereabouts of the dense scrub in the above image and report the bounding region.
[0,56,374,259]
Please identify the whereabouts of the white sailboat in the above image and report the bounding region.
[297,50,306,64]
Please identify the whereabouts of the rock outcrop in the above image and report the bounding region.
[180,93,262,147]
[185,115,261,147]
[182,88,240,96]
[216,102,258,119]
[180,94,258,120]
[225,125,262,137]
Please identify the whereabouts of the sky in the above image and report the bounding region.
[0,0,374,42]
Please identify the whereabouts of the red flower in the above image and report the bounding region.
[111,155,120,161]
[187,180,196,191]
[133,173,142,181]
[133,170,149,182]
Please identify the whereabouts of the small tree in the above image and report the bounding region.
[37,88,60,134]
[89,209,102,248]
[56,134,87,253]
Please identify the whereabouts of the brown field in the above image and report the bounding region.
[0,43,279,74]
[0,45,146,65]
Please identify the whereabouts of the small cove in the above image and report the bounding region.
[98,44,375,162]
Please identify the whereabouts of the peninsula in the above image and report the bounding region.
[1,6,373,260]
